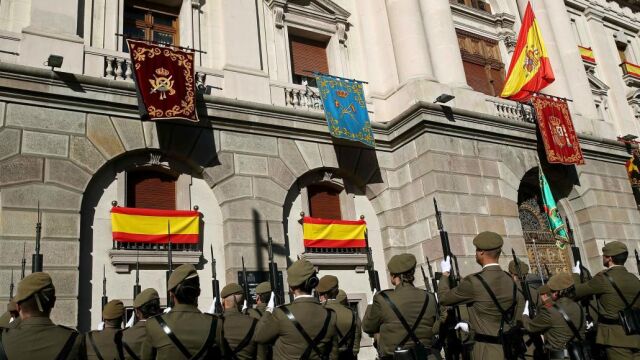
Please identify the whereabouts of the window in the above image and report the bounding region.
[289,35,329,87]
[308,183,341,220]
[454,0,492,13]
[457,30,505,96]
[123,1,179,52]
[126,169,177,210]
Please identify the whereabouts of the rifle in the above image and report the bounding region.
[365,226,381,293]
[101,265,108,312]
[511,249,545,359]
[210,245,222,314]
[420,264,431,292]
[9,270,14,300]
[543,264,552,279]
[20,242,26,279]
[434,198,467,360]
[133,250,141,300]
[241,257,252,308]
[166,221,174,308]
[32,202,43,272]
[426,257,439,297]
[266,223,281,306]
[635,250,640,276]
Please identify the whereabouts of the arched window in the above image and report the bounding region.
[308,183,342,220]
[126,169,177,210]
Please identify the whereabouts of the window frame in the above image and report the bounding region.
[456,29,506,97]
[125,167,179,210]
[123,0,180,51]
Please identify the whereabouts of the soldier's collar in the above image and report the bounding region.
[20,316,54,326]
[171,304,201,313]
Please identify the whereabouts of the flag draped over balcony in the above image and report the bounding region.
[539,167,569,249]
[316,74,375,148]
[127,39,198,122]
[303,217,367,248]
[500,2,555,102]
[111,207,200,244]
[531,95,584,165]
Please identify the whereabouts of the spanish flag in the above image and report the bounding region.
[111,207,200,244]
[500,2,555,102]
[303,217,367,248]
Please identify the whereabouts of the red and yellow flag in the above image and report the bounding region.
[303,217,366,248]
[111,207,200,244]
[500,2,555,102]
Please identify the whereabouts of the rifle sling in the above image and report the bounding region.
[0,330,7,360]
[474,273,517,335]
[603,272,640,310]
[379,290,429,348]
[337,309,356,350]
[552,304,584,342]
[56,331,80,360]
[154,316,193,359]
[121,340,141,360]
[280,306,332,360]
[221,317,258,359]
[191,316,219,360]
[87,332,105,360]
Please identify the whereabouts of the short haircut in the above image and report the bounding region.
[174,276,200,305]
[18,289,55,316]
[611,252,628,266]
[105,317,123,328]
[257,292,271,303]
[484,248,502,259]
[392,268,415,285]
[138,298,161,319]
[320,287,339,300]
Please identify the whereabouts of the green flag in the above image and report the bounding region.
[539,166,569,249]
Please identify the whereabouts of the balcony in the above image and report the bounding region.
[450,0,492,14]
[486,97,535,123]
[621,61,640,88]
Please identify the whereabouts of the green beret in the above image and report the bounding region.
[168,264,199,291]
[14,272,54,304]
[387,254,416,274]
[102,299,124,320]
[336,289,348,305]
[508,259,530,276]
[548,273,574,291]
[133,288,159,308]
[538,284,551,295]
[255,282,271,294]
[316,275,339,294]
[473,231,503,250]
[602,241,627,256]
[221,283,244,298]
[287,259,316,286]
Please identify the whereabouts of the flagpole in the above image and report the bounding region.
[534,160,547,284]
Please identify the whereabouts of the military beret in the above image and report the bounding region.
[6,301,17,312]
[102,299,124,320]
[133,288,159,308]
[221,283,244,298]
[538,284,551,295]
[287,259,316,286]
[387,254,417,274]
[316,275,339,294]
[167,264,199,291]
[473,231,503,250]
[508,259,530,276]
[255,282,271,294]
[548,273,574,291]
[336,289,348,305]
[14,272,54,304]
[602,241,628,256]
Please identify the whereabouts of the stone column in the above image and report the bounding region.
[355,0,399,96]
[542,0,599,121]
[385,0,434,84]
[419,0,468,88]
[584,9,639,136]
[19,0,84,73]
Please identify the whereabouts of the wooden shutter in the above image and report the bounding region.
[463,61,493,95]
[489,67,506,97]
[127,170,177,210]
[308,185,341,220]
[289,36,329,77]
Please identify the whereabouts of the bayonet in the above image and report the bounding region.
[133,250,141,300]
[32,201,43,272]
[241,256,251,308]
[267,222,281,306]
[9,270,14,300]
[210,245,222,314]
[20,242,26,279]
[102,265,108,311]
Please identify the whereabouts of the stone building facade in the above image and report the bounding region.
[1,0,640,357]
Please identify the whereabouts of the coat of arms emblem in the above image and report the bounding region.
[149,67,175,100]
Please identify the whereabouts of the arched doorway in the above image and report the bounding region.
[517,167,572,279]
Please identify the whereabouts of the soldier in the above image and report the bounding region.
[522,273,585,360]
[362,253,439,360]
[218,283,258,359]
[141,264,221,359]
[0,301,19,328]
[86,299,125,359]
[121,288,161,359]
[509,259,541,311]
[316,275,361,360]
[572,241,640,359]
[0,272,83,359]
[248,282,271,321]
[438,231,525,360]
[336,290,348,307]
[538,284,553,309]
[254,258,338,360]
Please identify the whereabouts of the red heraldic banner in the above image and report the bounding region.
[127,39,197,122]
[532,95,585,165]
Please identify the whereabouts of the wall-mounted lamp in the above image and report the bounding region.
[434,94,455,104]
[45,54,64,70]
[621,134,638,142]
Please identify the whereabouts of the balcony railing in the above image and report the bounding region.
[304,247,367,254]
[486,97,535,123]
[284,84,324,111]
[113,242,200,252]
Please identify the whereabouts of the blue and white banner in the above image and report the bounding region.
[316,74,374,148]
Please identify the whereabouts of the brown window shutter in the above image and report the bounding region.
[489,67,506,97]
[462,61,493,95]
[127,170,177,210]
[308,185,341,220]
[290,36,329,77]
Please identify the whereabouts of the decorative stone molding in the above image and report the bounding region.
[274,6,285,29]
[300,252,368,271]
[628,89,640,121]
[109,250,202,273]
[336,22,347,44]
[500,33,517,52]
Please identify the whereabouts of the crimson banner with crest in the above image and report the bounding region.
[531,95,584,165]
[127,39,197,122]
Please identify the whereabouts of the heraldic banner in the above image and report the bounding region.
[531,95,584,165]
[316,74,375,148]
[127,39,197,122]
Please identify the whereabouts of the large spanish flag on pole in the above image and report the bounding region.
[111,207,200,244]
[500,2,555,102]
[303,217,367,248]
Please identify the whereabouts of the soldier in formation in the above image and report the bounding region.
[85,299,125,359]
[218,283,258,359]
[121,288,161,359]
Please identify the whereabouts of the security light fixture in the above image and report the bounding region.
[434,94,455,104]
[46,55,64,70]
[621,134,638,142]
